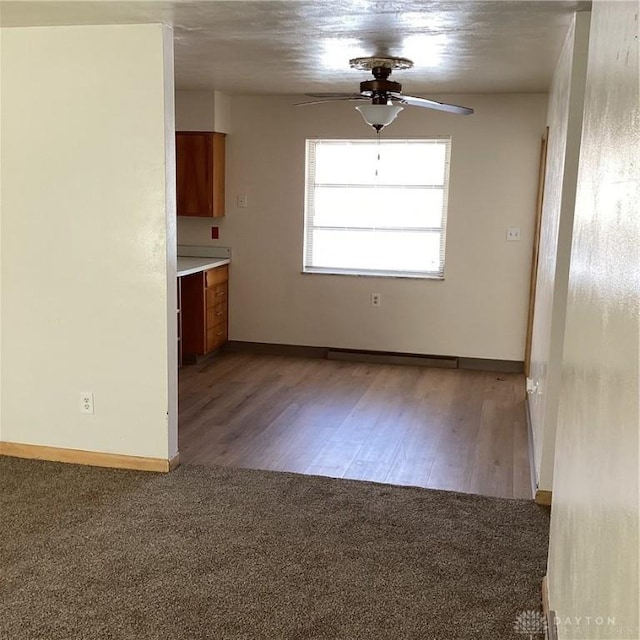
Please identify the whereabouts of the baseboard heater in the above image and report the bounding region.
[223,342,523,373]
[327,349,458,369]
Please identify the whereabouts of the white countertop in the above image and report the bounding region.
[177,257,230,278]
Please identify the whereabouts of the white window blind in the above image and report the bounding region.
[303,138,451,278]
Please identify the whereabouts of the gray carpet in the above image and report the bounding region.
[0,457,549,640]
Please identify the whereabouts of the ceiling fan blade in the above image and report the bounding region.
[305,92,362,98]
[295,94,367,106]
[389,92,474,115]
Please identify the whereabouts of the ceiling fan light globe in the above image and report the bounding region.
[355,104,403,130]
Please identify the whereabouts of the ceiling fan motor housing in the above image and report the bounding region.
[360,67,402,104]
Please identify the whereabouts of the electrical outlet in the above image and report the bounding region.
[237,194,248,208]
[80,392,94,414]
[506,227,521,241]
[371,293,381,307]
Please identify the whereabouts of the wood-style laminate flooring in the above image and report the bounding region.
[178,353,533,499]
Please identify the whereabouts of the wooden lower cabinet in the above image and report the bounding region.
[180,265,228,362]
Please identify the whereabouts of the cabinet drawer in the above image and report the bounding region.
[206,323,227,352]
[206,283,227,308]
[205,265,228,288]
[206,303,227,329]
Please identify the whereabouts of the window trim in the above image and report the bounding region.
[303,137,451,280]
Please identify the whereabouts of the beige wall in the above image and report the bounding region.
[0,24,178,459]
[175,90,232,133]
[178,93,547,361]
[547,2,639,638]
[0,29,3,441]
[528,13,590,491]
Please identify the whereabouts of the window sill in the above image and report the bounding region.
[302,269,444,281]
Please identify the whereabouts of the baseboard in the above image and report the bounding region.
[535,489,552,506]
[542,576,550,617]
[183,343,226,365]
[0,441,179,473]
[525,395,539,499]
[542,576,559,640]
[525,396,553,505]
[168,452,181,471]
[223,341,523,373]
[328,349,457,369]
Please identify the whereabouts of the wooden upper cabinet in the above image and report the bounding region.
[175,132,225,218]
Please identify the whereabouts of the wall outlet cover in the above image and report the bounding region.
[80,392,94,414]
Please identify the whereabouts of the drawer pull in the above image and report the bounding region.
[216,310,223,316]
[216,331,224,337]
[216,291,225,297]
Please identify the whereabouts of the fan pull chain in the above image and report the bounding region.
[375,129,381,182]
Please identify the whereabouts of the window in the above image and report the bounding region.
[303,138,451,279]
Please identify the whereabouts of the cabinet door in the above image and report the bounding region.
[177,279,183,367]
[179,271,206,361]
[176,132,225,218]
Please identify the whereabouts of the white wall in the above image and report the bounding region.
[0,24,177,459]
[528,13,590,491]
[547,1,639,638]
[178,93,547,361]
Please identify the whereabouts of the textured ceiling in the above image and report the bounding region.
[0,1,586,94]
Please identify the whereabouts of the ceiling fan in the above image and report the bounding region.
[297,56,473,131]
